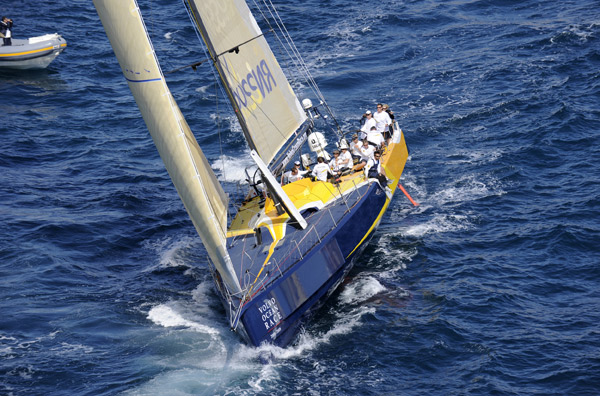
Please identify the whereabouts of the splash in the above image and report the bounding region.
[550,23,596,45]
[141,235,198,270]
[405,213,471,238]
[209,113,242,133]
[194,85,210,94]
[147,304,220,337]
[164,30,181,41]
[211,154,256,183]
[339,276,386,305]
[431,174,504,207]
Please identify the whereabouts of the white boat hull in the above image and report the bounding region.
[0,34,67,70]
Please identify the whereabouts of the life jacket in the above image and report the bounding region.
[368,160,380,178]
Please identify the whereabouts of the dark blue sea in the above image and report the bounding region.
[2,0,599,394]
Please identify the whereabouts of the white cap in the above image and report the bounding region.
[365,110,372,115]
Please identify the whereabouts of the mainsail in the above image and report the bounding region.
[94,0,242,294]
[185,0,307,165]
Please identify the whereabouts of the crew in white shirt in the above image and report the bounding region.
[338,146,353,171]
[367,126,385,148]
[329,149,341,175]
[349,134,362,161]
[360,110,377,140]
[281,167,308,184]
[373,103,392,135]
[312,156,332,182]
[353,139,375,171]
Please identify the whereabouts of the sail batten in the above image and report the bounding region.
[94,0,242,294]
[186,0,307,164]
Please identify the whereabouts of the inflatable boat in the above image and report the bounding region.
[0,33,66,70]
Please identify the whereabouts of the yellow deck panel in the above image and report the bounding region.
[227,132,409,239]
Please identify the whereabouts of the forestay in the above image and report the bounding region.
[186,0,307,164]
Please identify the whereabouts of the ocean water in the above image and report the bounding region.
[1,0,599,395]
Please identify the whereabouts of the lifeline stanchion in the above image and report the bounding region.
[398,183,419,206]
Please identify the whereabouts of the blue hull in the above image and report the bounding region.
[236,182,388,347]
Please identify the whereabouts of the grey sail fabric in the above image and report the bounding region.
[187,0,307,164]
[94,0,242,294]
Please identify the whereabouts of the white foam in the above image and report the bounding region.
[164,31,180,41]
[431,174,504,207]
[15,365,34,380]
[550,23,596,45]
[50,342,94,355]
[189,282,224,317]
[0,334,18,343]
[371,233,419,273]
[246,363,279,393]
[141,235,197,270]
[121,367,248,396]
[227,304,375,366]
[405,213,471,238]
[212,153,256,183]
[0,331,62,357]
[147,304,220,337]
[128,302,277,395]
[0,344,13,356]
[311,306,375,345]
[339,276,386,305]
[209,113,242,133]
[446,149,503,165]
[194,84,210,94]
[190,281,213,304]
[127,286,378,395]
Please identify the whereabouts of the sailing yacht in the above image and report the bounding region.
[94,0,409,347]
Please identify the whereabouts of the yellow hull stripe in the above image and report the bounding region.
[345,132,409,258]
[345,193,392,258]
[0,43,66,58]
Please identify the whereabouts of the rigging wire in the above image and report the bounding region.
[182,0,353,178]
[182,0,234,189]
[182,0,344,162]
[255,0,345,138]
[182,0,232,125]
[183,0,294,157]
